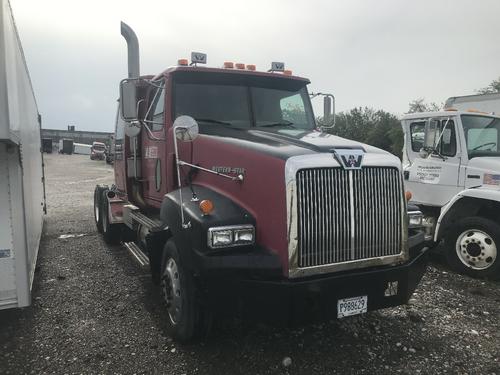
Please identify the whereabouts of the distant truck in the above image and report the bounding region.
[445,93,500,115]
[90,141,106,160]
[0,0,45,309]
[93,22,428,342]
[58,138,73,154]
[73,142,92,155]
[402,100,500,279]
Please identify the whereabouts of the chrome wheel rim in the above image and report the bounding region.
[102,204,107,233]
[161,258,182,325]
[456,229,497,270]
[95,197,100,223]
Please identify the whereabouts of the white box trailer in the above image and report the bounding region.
[0,0,45,309]
[445,93,500,115]
[73,142,92,155]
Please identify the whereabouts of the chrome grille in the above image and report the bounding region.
[296,167,403,268]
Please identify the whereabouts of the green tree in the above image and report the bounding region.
[320,107,404,158]
[407,98,441,113]
[477,77,500,94]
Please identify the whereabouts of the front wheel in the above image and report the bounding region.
[160,240,206,342]
[445,217,500,280]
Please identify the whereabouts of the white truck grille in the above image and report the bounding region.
[296,167,404,268]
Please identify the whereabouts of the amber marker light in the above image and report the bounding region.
[283,69,293,76]
[246,64,256,71]
[178,58,189,66]
[223,61,234,68]
[199,199,214,215]
[405,191,413,201]
[235,63,245,69]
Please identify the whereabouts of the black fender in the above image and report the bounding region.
[160,185,256,274]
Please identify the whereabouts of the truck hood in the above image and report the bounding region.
[467,157,500,173]
[199,126,395,161]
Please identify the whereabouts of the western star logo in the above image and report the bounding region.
[333,148,365,170]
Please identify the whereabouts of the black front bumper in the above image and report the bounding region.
[203,247,428,325]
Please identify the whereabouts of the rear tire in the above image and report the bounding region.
[444,216,500,280]
[101,191,122,245]
[160,239,207,342]
[94,185,108,233]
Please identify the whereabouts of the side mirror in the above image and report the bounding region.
[120,79,138,121]
[423,119,439,150]
[323,96,333,123]
[173,116,199,142]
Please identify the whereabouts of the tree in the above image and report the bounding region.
[407,98,441,113]
[321,107,404,158]
[477,77,500,94]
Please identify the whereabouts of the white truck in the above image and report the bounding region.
[445,93,500,115]
[0,0,45,309]
[401,96,500,279]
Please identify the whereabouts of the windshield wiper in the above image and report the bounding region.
[194,118,233,127]
[258,120,296,128]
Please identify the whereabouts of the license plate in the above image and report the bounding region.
[337,295,368,318]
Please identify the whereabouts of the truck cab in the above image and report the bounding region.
[90,141,106,160]
[402,110,500,279]
[93,22,428,342]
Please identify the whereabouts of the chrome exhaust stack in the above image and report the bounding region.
[120,21,140,78]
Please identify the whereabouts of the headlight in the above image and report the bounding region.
[408,211,423,228]
[208,225,255,249]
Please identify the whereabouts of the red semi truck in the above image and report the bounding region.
[94,22,428,341]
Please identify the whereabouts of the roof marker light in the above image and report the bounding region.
[178,58,189,66]
[223,61,234,69]
[283,69,293,76]
[246,64,256,71]
[235,63,245,69]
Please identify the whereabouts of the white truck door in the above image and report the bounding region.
[404,117,463,206]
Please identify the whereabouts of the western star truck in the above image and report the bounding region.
[0,0,45,309]
[93,22,428,341]
[402,95,500,279]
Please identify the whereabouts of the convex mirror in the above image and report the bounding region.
[173,116,199,142]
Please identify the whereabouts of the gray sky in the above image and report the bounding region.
[10,0,500,132]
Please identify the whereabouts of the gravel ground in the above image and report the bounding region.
[0,153,499,375]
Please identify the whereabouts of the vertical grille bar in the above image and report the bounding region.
[296,167,403,268]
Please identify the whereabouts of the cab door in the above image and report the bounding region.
[141,80,167,207]
[405,117,463,206]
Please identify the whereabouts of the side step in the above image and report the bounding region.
[128,209,163,232]
[124,242,150,268]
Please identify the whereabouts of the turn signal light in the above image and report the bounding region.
[283,69,293,76]
[443,107,458,111]
[223,61,234,69]
[199,199,214,215]
[246,64,256,71]
[235,63,245,69]
[178,58,189,66]
[405,191,412,201]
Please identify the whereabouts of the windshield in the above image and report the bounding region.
[462,115,500,158]
[174,76,315,132]
[93,144,105,151]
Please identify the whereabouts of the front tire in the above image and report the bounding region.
[160,240,206,342]
[445,217,500,280]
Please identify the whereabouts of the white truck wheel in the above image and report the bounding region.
[445,217,500,280]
